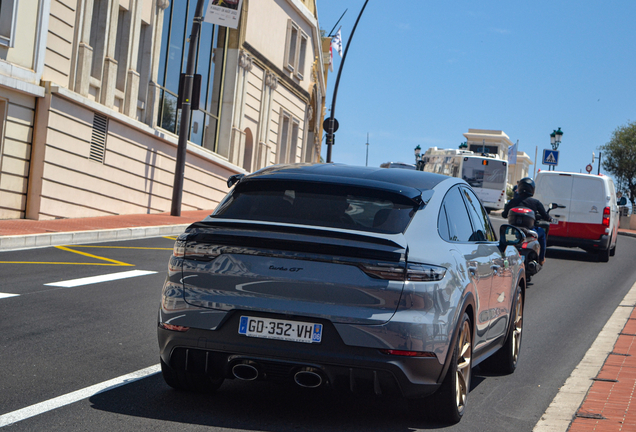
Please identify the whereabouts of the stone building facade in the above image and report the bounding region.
[0,0,326,220]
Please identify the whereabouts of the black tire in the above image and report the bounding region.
[410,312,472,424]
[610,244,616,257]
[599,247,610,263]
[160,358,223,393]
[480,286,523,374]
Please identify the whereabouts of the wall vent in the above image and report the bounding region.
[89,113,108,163]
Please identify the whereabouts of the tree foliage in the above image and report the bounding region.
[600,121,636,206]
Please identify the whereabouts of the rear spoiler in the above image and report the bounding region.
[184,220,407,263]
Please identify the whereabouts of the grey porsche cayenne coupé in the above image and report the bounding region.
[158,163,526,423]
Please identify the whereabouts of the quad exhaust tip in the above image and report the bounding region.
[294,368,324,388]
[232,362,259,381]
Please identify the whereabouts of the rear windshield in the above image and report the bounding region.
[212,181,420,234]
[461,158,507,189]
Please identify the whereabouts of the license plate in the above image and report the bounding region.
[238,316,322,344]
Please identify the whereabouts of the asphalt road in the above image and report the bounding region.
[1,228,636,431]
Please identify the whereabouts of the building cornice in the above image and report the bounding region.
[0,73,46,97]
[463,129,514,147]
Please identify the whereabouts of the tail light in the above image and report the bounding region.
[359,263,404,280]
[172,234,223,261]
[406,263,446,281]
[183,243,222,260]
[512,207,533,214]
[359,263,446,281]
[521,242,529,249]
[172,234,188,257]
[380,349,437,358]
[158,323,189,332]
[602,206,610,227]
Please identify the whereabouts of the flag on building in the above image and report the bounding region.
[329,28,343,71]
[507,142,518,165]
[331,28,343,57]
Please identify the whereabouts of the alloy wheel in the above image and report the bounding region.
[455,320,472,413]
[512,290,523,364]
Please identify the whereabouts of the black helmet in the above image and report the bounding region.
[517,177,535,197]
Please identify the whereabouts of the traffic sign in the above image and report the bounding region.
[586,164,593,173]
[543,149,559,166]
[323,117,339,134]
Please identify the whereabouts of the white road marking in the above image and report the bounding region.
[0,293,19,299]
[0,364,160,427]
[44,270,157,287]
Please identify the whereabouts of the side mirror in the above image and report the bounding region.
[227,173,245,188]
[498,224,525,252]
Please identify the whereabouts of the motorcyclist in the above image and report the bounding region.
[502,177,552,265]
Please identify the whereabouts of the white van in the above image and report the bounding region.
[534,171,619,262]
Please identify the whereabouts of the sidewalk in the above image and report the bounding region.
[0,209,212,250]
[1,212,636,431]
[568,305,636,431]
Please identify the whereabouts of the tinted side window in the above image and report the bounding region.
[443,188,474,242]
[438,204,450,241]
[462,188,495,241]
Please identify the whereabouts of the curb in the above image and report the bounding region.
[0,224,190,251]
[533,280,636,431]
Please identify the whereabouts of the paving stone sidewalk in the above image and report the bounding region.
[0,210,212,250]
[568,307,636,431]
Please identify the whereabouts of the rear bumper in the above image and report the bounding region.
[548,234,610,250]
[157,310,444,399]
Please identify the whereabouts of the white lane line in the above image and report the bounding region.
[0,293,19,299]
[0,364,160,427]
[44,270,157,288]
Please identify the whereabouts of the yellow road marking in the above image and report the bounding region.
[163,236,178,240]
[55,246,134,266]
[0,262,131,266]
[0,244,173,266]
[64,245,172,250]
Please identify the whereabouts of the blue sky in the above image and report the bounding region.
[315,1,636,179]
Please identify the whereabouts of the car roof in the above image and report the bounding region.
[382,162,417,169]
[243,163,451,193]
[537,170,611,181]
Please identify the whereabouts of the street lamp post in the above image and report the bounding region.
[414,145,421,164]
[325,0,370,163]
[549,127,563,171]
[170,0,206,216]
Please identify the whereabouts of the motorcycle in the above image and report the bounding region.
[507,203,560,282]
